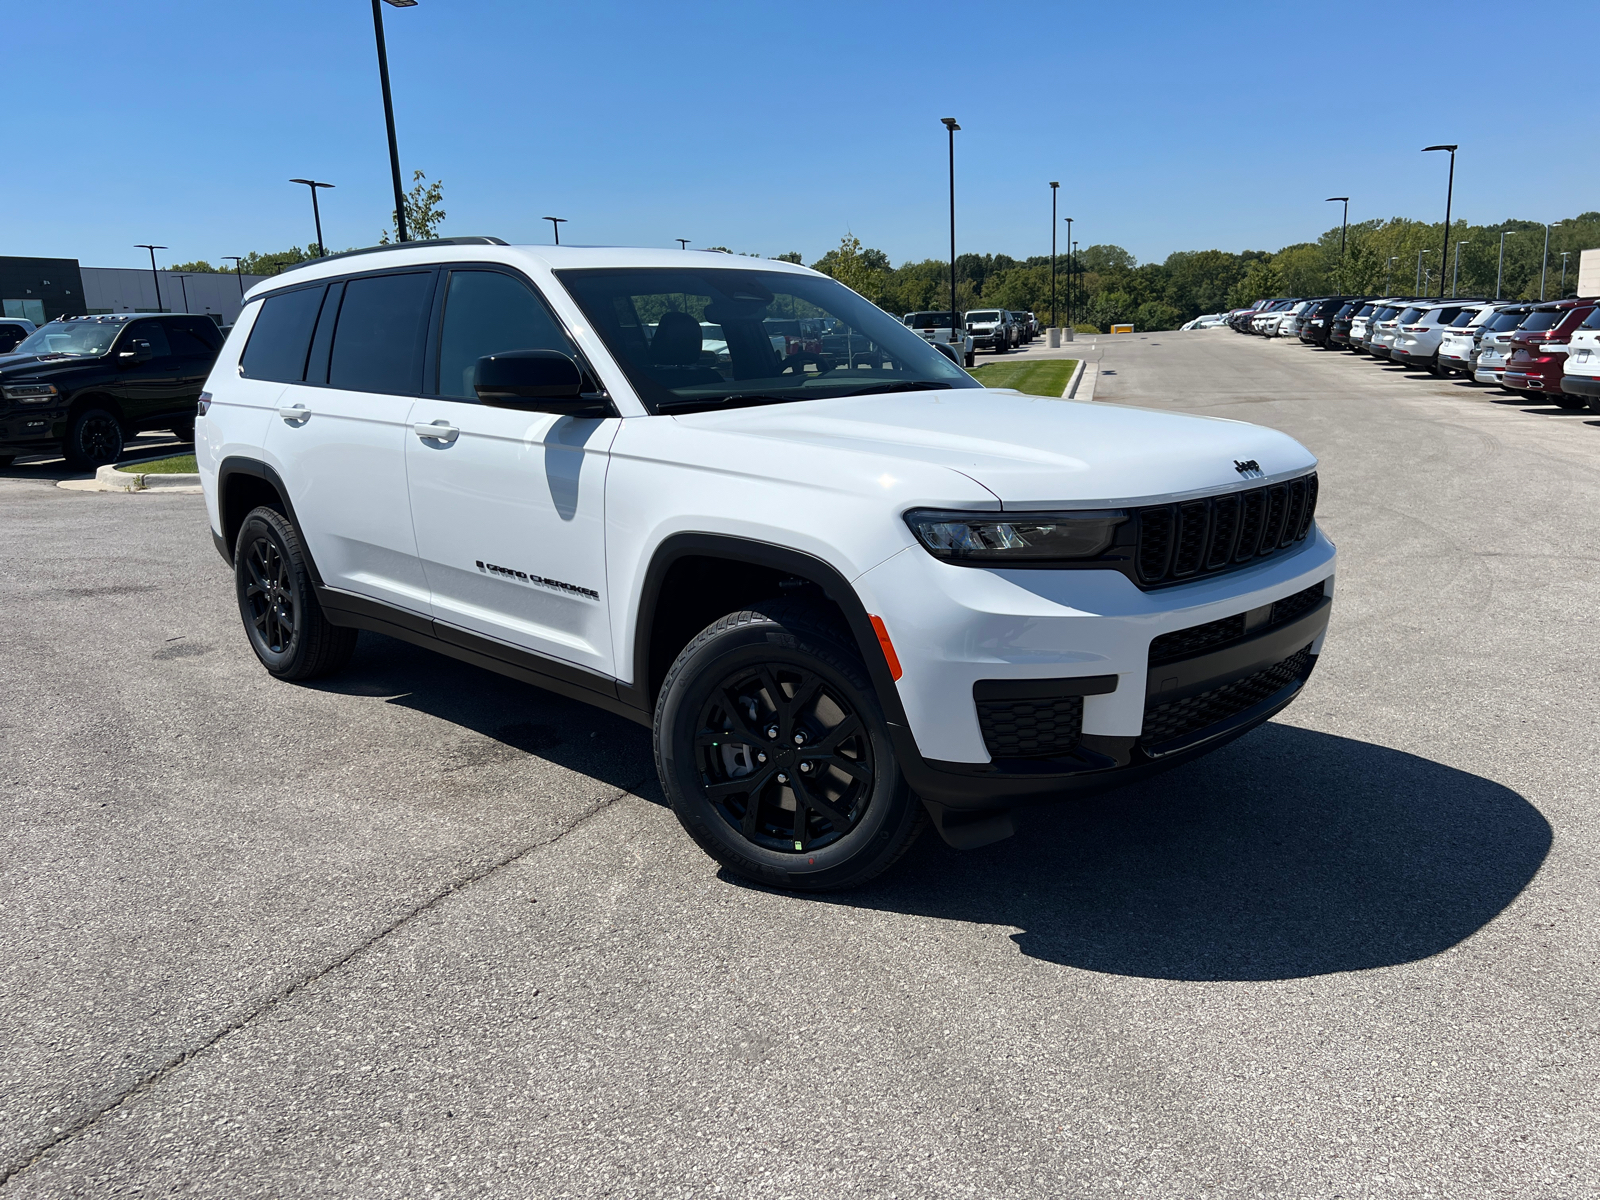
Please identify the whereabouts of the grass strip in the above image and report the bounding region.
[116,454,197,474]
[968,360,1079,398]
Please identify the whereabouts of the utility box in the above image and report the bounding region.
[1579,248,1600,298]
[1110,324,1134,335]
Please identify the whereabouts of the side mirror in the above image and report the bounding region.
[931,341,961,365]
[118,340,154,365]
[472,350,609,416]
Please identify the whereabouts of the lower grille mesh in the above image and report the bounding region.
[977,694,1084,760]
[1141,646,1313,746]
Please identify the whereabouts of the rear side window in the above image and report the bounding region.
[166,319,219,357]
[328,271,434,395]
[240,287,325,382]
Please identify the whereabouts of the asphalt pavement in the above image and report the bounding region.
[2,333,1596,1197]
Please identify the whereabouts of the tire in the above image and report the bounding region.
[0,455,14,468]
[63,407,125,469]
[654,600,926,891]
[964,351,975,368]
[233,506,358,681]
[169,419,195,442]
[1550,393,1588,411]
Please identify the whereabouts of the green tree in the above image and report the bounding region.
[165,259,220,273]
[772,251,803,264]
[811,234,886,302]
[380,170,446,243]
[236,247,317,276]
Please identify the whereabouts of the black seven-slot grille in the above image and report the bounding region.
[1135,474,1318,587]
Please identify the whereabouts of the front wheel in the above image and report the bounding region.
[654,601,925,891]
[63,407,124,469]
[234,506,358,680]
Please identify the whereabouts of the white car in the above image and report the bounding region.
[1558,305,1600,412]
[1473,305,1534,386]
[1438,304,1508,375]
[902,311,975,367]
[1368,304,1419,359]
[1346,301,1382,352]
[196,240,1335,889]
[1391,302,1485,372]
[0,316,37,355]
[1276,300,1315,340]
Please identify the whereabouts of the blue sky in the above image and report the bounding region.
[8,1,1596,272]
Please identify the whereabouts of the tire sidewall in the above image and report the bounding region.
[234,509,309,676]
[68,408,124,467]
[657,618,914,890]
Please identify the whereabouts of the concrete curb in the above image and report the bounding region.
[58,464,202,494]
[1062,358,1087,399]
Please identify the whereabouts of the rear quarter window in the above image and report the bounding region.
[240,286,326,382]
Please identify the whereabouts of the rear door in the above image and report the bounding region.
[404,265,620,676]
[261,269,435,614]
[164,317,223,412]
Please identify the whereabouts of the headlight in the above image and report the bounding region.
[2,382,59,404]
[905,509,1127,563]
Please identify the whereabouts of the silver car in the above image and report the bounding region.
[1473,306,1534,386]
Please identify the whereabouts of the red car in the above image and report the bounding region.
[1503,299,1598,408]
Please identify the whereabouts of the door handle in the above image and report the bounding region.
[278,404,310,423]
[414,420,459,444]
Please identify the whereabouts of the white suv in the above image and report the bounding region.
[197,240,1336,889]
[1558,304,1600,412]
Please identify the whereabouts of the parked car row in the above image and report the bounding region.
[905,308,1038,357]
[1216,293,1600,412]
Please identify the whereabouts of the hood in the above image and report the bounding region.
[677,388,1315,508]
[0,353,87,375]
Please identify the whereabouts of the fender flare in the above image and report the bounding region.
[214,456,322,585]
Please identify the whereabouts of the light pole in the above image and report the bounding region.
[134,245,167,312]
[941,117,960,348]
[174,274,190,313]
[1071,240,1079,326]
[1422,145,1457,298]
[1560,250,1571,298]
[1326,197,1349,294]
[1385,256,1399,295]
[543,217,567,245]
[1496,230,1514,299]
[289,179,334,256]
[1416,249,1434,295]
[372,0,416,243]
[1452,241,1469,298]
[222,256,245,297]
[675,239,690,250]
[1064,217,1074,327]
[1541,222,1562,300]
[1049,182,1058,332]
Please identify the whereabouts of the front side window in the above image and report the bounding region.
[436,270,579,399]
[557,267,975,414]
[240,287,324,382]
[328,271,435,395]
[122,320,172,357]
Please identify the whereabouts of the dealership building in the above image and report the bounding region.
[1,256,269,328]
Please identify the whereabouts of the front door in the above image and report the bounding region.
[405,267,619,676]
[111,319,181,427]
[262,271,434,615]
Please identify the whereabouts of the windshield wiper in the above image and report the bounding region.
[826,380,955,397]
[655,392,796,412]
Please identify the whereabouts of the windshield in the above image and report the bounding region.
[907,312,956,329]
[13,319,126,357]
[557,267,976,413]
[967,311,1001,323]
[1519,310,1562,332]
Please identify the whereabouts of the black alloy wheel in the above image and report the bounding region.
[695,663,873,855]
[64,408,124,469]
[233,506,358,681]
[655,601,925,890]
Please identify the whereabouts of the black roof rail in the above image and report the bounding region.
[274,236,509,275]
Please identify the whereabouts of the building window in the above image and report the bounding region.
[3,299,46,323]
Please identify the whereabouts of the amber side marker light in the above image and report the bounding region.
[870,616,903,681]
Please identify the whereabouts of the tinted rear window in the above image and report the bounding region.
[1580,307,1600,330]
[240,287,325,382]
[1519,311,1561,332]
[1449,309,1478,328]
[1486,311,1523,331]
[328,271,435,395]
[1396,308,1424,323]
[1357,305,1376,317]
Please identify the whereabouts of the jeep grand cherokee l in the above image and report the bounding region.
[199,239,1336,890]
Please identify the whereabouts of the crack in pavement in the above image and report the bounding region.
[0,775,653,1190]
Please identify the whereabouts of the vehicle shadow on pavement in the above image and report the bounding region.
[310,633,656,792]
[820,724,1550,982]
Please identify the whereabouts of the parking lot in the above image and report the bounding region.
[3,330,1597,1197]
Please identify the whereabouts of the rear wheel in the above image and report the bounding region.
[168,419,195,442]
[234,506,358,680]
[1550,393,1588,411]
[654,600,925,891]
[63,407,124,469]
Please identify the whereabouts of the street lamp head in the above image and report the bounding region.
[940,117,960,132]
[381,0,417,6]
[290,178,335,190]
[1325,196,1348,203]
[1422,144,1457,153]
[1049,181,1058,190]
[135,244,167,250]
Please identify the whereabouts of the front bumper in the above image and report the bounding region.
[0,408,66,456]
[854,534,1337,809]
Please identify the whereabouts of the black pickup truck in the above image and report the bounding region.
[0,313,221,468]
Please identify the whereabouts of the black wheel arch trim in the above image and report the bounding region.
[215,456,322,585]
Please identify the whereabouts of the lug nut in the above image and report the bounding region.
[793,732,806,745]
[799,761,812,773]
[766,726,779,740]
[756,752,767,763]
[777,772,789,784]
